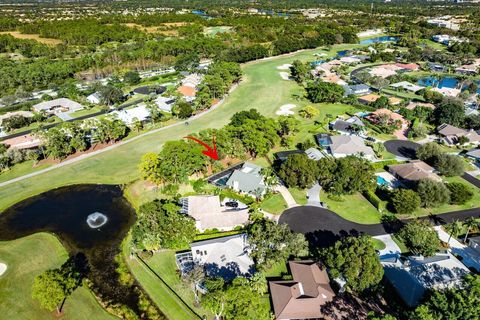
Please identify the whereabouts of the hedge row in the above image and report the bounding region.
[363,189,387,212]
[372,159,399,169]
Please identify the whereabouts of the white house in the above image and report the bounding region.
[175,234,255,280]
[86,92,102,104]
[154,96,176,113]
[328,135,376,161]
[111,105,150,125]
[33,98,84,114]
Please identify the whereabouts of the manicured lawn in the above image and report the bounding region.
[0,233,116,320]
[392,234,409,253]
[323,192,385,224]
[69,106,103,119]
[264,261,288,278]
[260,193,288,214]
[381,88,425,101]
[371,238,386,250]
[0,44,370,212]
[288,187,307,205]
[125,248,206,320]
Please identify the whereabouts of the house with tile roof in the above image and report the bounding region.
[388,160,441,184]
[269,261,335,320]
[328,135,376,160]
[437,123,480,145]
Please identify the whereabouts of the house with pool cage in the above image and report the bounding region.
[175,233,255,281]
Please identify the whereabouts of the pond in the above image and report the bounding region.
[0,185,141,314]
[418,76,480,94]
[359,36,398,45]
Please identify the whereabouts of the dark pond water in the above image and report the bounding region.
[0,184,140,313]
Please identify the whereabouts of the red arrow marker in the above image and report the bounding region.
[184,135,219,160]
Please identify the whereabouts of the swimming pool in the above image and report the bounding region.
[377,176,390,187]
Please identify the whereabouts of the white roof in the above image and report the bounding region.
[369,67,397,78]
[191,234,254,277]
[391,81,425,92]
[181,73,204,88]
[329,135,375,158]
[33,98,84,113]
[339,57,361,64]
[183,195,249,231]
[111,105,150,125]
[305,147,324,161]
[155,96,176,113]
[432,87,461,97]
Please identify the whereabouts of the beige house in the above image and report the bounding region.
[388,160,441,183]
[180,195,249,232]
[437,123,480,145]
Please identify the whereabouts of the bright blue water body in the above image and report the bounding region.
[359,36,398,45]
[418,76,480,94]
[377,176,389,186]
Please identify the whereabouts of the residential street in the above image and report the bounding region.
[279,206,480,246]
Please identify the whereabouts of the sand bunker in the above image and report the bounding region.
[276,63,292,70]
[279,72,290,80]
[0,263,7,276]
[276,104,296,116]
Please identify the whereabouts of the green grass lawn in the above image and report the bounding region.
[391,234,409,253]
[263,261,288,278]
[125,248,206,320]
[69,106,103,119]
[323,192,385,224]
[288,187,307,205]
[0,233,116,320]
[0,43,372,212]
[260,193,288,214]
[371,238,386,251]
[381,88,425,101]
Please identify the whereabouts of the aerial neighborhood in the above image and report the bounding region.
[0,1,480,320]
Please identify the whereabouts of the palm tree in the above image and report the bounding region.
[183,264,205,305]
[463,217,478,243]
[445,219,462,244]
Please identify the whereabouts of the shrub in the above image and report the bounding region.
[446,182,473,205]
[397,220,441,257]
[391,189,421,214]
[363,189,387,212]
[417,179,450,208]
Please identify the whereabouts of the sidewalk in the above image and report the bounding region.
[434,226,480,272]
[274,185,298,208]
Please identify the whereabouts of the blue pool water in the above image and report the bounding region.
[357,111,371,118]
[377,176,389,186]
[337,50,349,57]
[359,36,398,45]
[310,60,326,66]
[418,76,480,94]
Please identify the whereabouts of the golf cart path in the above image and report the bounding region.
[0,87,235,189]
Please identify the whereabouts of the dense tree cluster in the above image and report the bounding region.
[397,220,441,257]
[320,235,384,292]
[416,142,465,177]
[246,217,308,270]
[132,199,196,251]
[411,275,480,320]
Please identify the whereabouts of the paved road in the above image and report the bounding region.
[279,205,480,246]
[462,172,480,188]
[0,89,234,189]
[384,140,420,159]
